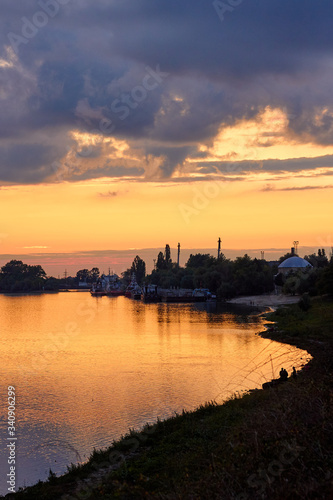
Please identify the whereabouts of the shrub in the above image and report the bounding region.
[298,293,311,312]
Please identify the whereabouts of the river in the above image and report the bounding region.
[0,292,309,494]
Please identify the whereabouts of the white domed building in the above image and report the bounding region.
[278,255,313,275]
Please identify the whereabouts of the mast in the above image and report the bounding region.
[217,237,221,259]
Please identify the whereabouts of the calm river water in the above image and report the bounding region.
[0,292,309,494]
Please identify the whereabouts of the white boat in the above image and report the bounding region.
[91,273,123,296]
[125,273,142,299]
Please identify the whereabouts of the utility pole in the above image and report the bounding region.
[217,237,221,259]
[177,243,180,267]
[261,251,265,260]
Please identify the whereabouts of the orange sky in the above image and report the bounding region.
[1,107,332,266]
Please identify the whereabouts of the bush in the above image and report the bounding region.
[298,293,311,312]
[217,282,237,300]
[180,274,194,289]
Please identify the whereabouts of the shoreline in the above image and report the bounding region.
[2,297,332,499]
[227,293,300,308]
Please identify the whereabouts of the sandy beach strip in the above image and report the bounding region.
[226,294,300,308]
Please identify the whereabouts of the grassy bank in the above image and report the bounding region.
[3,297,333,499]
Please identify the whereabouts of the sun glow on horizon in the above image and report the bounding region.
[0,170,332,258]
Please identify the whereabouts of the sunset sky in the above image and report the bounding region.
[1,1,333,275]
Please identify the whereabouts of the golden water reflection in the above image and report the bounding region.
[0,293,310,492]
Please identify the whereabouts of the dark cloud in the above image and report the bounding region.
[145,145,198,177]
[0,142,66,183]
[212,155,333,175]
[65,165,144,182]
[1,0,333,183]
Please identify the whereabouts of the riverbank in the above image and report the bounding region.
[227,293,300,308]
[3,296,333,499]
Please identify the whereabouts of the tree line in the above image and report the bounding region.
[143,248,274,299]
[1,247,332,298]
[0,260,53,292]
[123,246,333,300]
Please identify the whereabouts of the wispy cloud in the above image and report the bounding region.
[98,190,118,198]
[262,184,333,192]
[23,246,49,249]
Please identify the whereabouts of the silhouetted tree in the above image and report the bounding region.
[121,268,131,286]
[165,244,172,268]
[76,269,89,283]
[1,260,28,278]
[317,261,333,295]
[156,251,166,270]
[145,251,274,299]
[186,254,216,268]
[90,268,100,282]
[304,249,329,268]
[131,255,146,285]
[0,260,47,292]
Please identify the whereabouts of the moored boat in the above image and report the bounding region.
[141,284,161,302]
[105,273,124,296]
[91,273,124,297]
[125,273,142,299]
[107,289,124,296]
[159,288,214,303]
[90,280,107,296]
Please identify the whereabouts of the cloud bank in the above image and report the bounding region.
[1,0,333,184]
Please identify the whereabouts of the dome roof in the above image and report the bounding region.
[278,256,312,269]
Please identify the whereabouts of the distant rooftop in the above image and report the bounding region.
[278,256,312,269]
